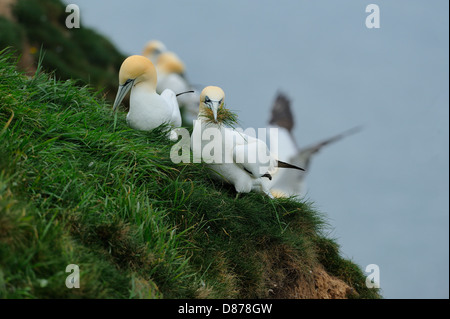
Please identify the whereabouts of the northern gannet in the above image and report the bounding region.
[112,55,182,141]
[192,86,304,196]
[142,40,167,64]
[156,52,200,125]
[267,92,362,198]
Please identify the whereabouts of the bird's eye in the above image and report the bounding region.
[124,79,133,86]
[204,96,211,104]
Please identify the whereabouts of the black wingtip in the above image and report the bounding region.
[176,90,195,97]
[276,160,305,171]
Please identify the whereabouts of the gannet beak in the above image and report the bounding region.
[113,79,134,112]
[211,101,220,123]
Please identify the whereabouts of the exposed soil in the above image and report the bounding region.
[0,0,14,20]
[260,243,356,299]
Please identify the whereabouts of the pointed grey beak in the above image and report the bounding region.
[112,79,134,112]
[211,101,220,123]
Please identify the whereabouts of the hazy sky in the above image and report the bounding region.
[62,0,449,298]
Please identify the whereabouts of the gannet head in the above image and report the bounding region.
[156,52,185,75]
[200,86,225,123]
[113,55,157,111]
[142,40,167,62]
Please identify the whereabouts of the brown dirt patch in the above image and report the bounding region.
[259,243,356,299]
[0,0,16,21]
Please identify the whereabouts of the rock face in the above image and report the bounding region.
[291,266,356,299]
[257,243,356,299]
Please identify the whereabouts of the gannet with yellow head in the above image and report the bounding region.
[192,86,304,196]
[156,51,185,76]
[142,40,167,64]
[156,52,200,124]
[113,55,181,140]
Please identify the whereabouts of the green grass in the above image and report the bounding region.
[0,50,381,299]
[200,104,240,128]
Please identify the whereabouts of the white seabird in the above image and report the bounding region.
[112,55,182,141]
[156,51,200,125]
[192,86,304,196]
[142,40,167,64]
[267,92,362,199]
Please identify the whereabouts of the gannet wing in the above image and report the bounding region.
[268,92,295,133]
[160,89,182,128]
[295,126,363,170]
[158,74,199,124]
[232,132,276,178]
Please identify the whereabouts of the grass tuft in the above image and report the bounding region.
[200,104,240,128]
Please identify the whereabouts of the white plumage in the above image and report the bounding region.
[112,55,181,141]
[155,51,200,125]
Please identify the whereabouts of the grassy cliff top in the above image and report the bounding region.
[0,50,381,299]
[0,0,125,101]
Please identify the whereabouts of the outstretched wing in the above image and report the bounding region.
[296,126,363,170]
